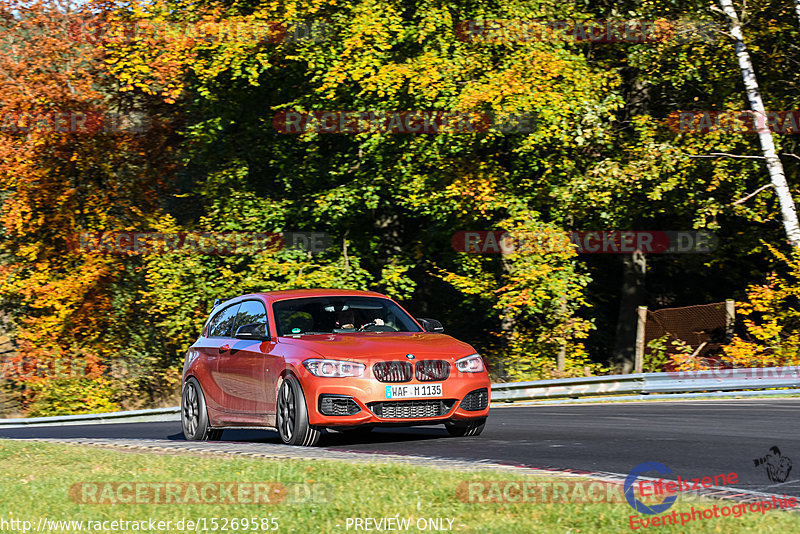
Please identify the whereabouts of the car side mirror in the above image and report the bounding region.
[235,323,269,340]
[417,318,444,333]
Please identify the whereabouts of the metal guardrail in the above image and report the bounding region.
[491,366,800,402]
[1,367,799,426]
[0,406,180,428]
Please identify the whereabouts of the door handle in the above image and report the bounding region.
[219,344,230,354]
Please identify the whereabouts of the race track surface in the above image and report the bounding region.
[2,399,798,498]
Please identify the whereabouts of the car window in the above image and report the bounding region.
[273,297,422,336]
[207,303,241,338]
[233,300,269,337]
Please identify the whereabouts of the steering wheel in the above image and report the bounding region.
[358,322,377,332]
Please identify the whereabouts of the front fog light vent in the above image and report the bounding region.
[319,395,361,416]
[460,388,489,411]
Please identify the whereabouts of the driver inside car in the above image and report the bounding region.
[335,309,385,330]
[335,309,356,329]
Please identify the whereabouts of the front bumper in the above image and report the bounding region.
[300,373,491,427]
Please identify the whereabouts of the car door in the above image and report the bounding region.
[197,302,241,416]
[216,299,279,423]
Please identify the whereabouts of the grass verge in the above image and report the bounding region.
[0,439,798,533]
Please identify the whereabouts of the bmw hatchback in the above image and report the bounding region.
[181,289,490,446]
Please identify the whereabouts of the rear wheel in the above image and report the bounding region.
[277,376,320,446]
[445,418,486,437]
[182,378,221,441]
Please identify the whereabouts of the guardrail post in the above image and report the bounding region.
[634,306,647,373]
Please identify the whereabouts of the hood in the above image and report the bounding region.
[278,332,475,360]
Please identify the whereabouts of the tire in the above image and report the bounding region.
[276,376,320,446]
[445,418,486,437]
[182,377,220,441]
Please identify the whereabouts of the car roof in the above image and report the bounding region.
[232,288,389,304]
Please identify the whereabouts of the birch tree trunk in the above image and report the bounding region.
[795,0,800,26]
[718,0,800,248]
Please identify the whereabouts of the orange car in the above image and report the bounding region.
[181,289,490,446]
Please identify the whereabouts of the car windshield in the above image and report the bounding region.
[273,296,422,336]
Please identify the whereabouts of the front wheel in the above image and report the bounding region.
[276,376,320,446]
[445,418,486,437]
[182,378,222,441]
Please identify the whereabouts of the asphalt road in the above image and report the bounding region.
[2,399,798,498]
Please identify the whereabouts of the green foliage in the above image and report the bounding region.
[720,246,800,368]
[643,335,673,373]
[26,378,119,417]
[437,213,597,379]
[5,0,800,414]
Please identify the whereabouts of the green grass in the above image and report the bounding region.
[0,439,798,533]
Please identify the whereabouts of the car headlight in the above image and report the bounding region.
[455,354,485,373]
[303,359,365,378]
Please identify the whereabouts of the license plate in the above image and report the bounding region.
[385,383,442,399]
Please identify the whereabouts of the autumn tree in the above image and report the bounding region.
[0,0,177,412]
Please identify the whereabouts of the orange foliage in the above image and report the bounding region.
[0,1,173,406]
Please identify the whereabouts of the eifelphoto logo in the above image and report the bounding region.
[67,231,333,255]
[629,500,797,530]
[0,111,150,134]
[272,110,537,134]
[667,110,800,134]
[625,462,678,515]
[753,446,792,483]
[451,230,717,254]
[67,17,331,45]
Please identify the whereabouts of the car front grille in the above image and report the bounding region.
[373,361,413,382]
[367,399,456,419]
[415,360,450,381]
[319,395,361,416]
[459,388,489,411]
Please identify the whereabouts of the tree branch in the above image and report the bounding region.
[689,152,765,159]
[732,183,773,205]
[689,152,800,161]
